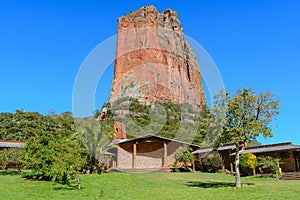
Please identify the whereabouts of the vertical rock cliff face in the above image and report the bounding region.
[110,5,205,108]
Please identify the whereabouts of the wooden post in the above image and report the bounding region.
[163,142,167,167]
[133,143,137,169]
[229,151,234,173]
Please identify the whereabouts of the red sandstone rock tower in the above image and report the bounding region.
[108,6,206,138]
[109,6,206,108]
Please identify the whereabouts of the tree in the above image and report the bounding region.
[22,113,85,184]
[0,111,45,142]
[193,104,212,146]
[214,88,279,187]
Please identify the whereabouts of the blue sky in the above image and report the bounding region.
[1,1,300,144]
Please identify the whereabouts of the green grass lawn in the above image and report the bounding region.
[1,171,300,200]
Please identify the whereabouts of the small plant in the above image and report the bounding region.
[175,146,194,167]
[172,163,180,172]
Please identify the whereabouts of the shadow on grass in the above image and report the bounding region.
[186,181,254,188]
[0,170,22,176]
[53,184,78,191]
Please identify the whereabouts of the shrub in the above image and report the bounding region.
[202,151,223,172]
[175,146,194,167]
[0,148,22,171]
[258,156,281,178]
[240,152,258,175]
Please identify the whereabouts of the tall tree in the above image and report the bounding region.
[213,88,279,187]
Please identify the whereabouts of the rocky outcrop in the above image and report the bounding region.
[109,6,206,108]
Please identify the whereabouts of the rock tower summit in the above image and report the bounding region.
[109,6,206,108]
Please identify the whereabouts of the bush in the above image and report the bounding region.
[202,151,223,173]
[175,146,194,167]
[258,156,281,178]
[0,148,22,171]
[240,152,258,175]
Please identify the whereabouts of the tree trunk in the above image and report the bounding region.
[253,168,256,176]
[235,150,241,188]
[77,176,81,190]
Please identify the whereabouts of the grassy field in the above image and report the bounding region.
[1,171,300,200]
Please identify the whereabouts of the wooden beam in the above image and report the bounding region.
[133,143,137,169]
[163,142,167,167]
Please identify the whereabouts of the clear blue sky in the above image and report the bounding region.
[1,1,300,144]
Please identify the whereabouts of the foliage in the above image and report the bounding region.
[0,149,9,170]
[213,88,280,187]
[202,151,223,172]
[193,104,211,146]
[21,113,85,184]
[171,163,180,172]
[258,156,281,178]
[0,110,116,184]
[74,118,113,173]
[240,152,258,175]
[95,103,116,141]
[175,146,194,167]
[97,97,211,146]
[0,110,45,141]
[0,148,22,171]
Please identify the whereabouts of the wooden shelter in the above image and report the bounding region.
[110,134,200,170]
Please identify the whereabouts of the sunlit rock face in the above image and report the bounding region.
[109,6,206,108]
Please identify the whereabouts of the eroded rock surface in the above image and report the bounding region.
[109,5,206,108]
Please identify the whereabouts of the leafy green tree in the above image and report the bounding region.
[22,113,85,184]
[0,110,45,141]
[194,104,212,146]
[214,88,279,187]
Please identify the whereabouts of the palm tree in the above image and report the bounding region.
[74,118,114,173]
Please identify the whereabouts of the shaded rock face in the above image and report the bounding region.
[110,5,205,108]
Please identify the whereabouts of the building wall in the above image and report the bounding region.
[255,150,296,172]
[116,140,185,169]
[117,143,133,169]
[166,142,183,166]
[280,151,296,172]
